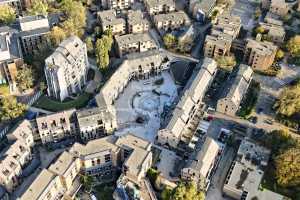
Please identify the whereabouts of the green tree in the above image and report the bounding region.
[16,64,35,91]
[163,34,177,49]
[95,38,109,70]
[255,26,265,34]
[161,187,172,200]
[275,82,300,117]
[0,96,27,121]
[49,26,67,47]
[39,81,46,92]
[28,0,48,15]
[0,5,15,25]
[80,175,93,192]
[276,49,285,61]
[286,35,300,57]
[275,147,300,187]
[60,0,86,37]
[216,55,236,71]
[170,182,205,200]
[85,37,94,54]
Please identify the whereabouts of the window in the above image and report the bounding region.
[105,154,111,163]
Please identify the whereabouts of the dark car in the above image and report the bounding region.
[249,116,258,124]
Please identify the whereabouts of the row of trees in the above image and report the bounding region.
[95,30,113,71]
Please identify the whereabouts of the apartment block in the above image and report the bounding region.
[96,50,164,112]
[70,136,120,178]
[45,36,88,101]
[115,33,157,57]
[21,134,152,200]
[243,39,277,70]
[0,120,34,192]
[18,15,50,55]
[157,58,217,148]
[153,11,191,32]
[0,26,23,93]
[217,64,253,116]
[127,10,149,34]
[98,10,126,35]
[258,22,285,44]
[35,109,76,144]
[19,169,65,200]
[223,139,285,200]
[75,107,117,141]
[48,152,81,198]
[270,0,290,17]
[144,0,175,16]
[181,137,220,187]
[189,0,216,22]
[204,13,241,58]
[100,0,133,11]
[116,134,152,183]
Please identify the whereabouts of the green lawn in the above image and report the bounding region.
[94,183,115,200]
[33,93,92,112]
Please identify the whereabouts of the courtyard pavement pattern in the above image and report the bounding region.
[114,71,178,142]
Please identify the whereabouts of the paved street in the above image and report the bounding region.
[211,112,300,138]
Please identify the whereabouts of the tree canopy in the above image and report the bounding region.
[162,182,205,200]
[163,34,177,49]
[28,0,48,16]
[275,81,300,117]
[0,96,27,122]
[286,35,300,57]
[275,147,300,187]
[49,26,67,47]
[95,30,113,70]
[0,5,16,25]
[16,64,35,92]
[85,37,94,54]
[60,0,86,37]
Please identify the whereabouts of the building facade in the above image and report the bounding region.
[127,10,149,34]
[18,15,50,55]
[243,39,277,70]
[35,109,76,144]
[115,33,157,57]
[98,10,126,35]
[153,11,191,32]
[21,134,152,200]
[75,107,117,141]
[0,27,23,94]
[216,64,253,116]
[204,12,241,58]
[100,0,133,11]
[181,137,220,187]
[45,36,88,101]
[189,0,216,22]
[144,0,175,16]
[157,58,217,148]
[0,120,34,192]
